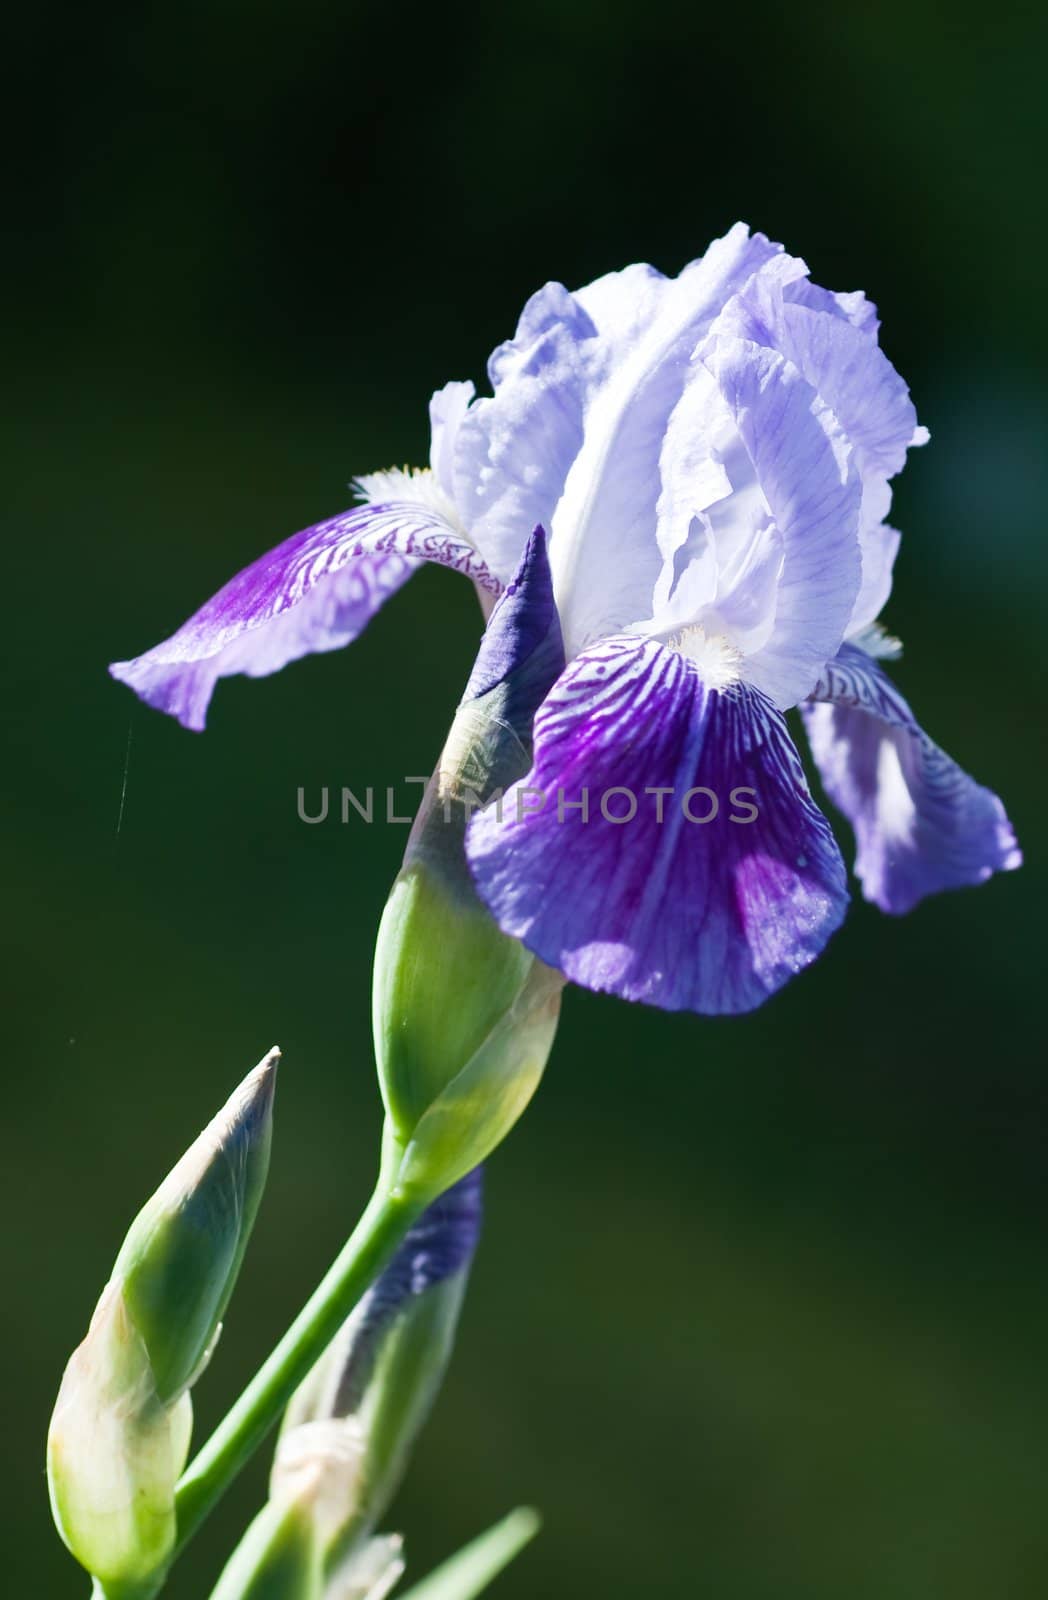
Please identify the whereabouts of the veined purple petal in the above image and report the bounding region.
[110,497,498,730]
[466,636,848,1016]
[802,645,1021,914]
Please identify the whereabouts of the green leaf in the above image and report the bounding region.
[396,1508,541,1600]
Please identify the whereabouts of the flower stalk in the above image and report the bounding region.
[373,529,567,1206]
[174,532,567,1555]
[174,1176,422,1556]
[209,1172,482,1599]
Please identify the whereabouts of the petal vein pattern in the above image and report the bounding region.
[467,636,848,1014]
[802,645,1021,912]
[109,498,500,730]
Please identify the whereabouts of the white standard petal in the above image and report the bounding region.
[715,272,927,483]
[450,282,596,583]
[649,336,862,708]
[848,475,901,636]
[428,380,475,505]
[548,227,801,655]
[451,224,801,656]
[648,361,784,661]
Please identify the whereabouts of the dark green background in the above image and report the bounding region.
[5,3,1046,1596]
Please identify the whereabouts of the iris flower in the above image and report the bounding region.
[112,224,1020,1015]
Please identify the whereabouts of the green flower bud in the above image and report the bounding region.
[216,1520,403,1600]
[208,1457,400,1600]
[114,1047,279,1401]
[209,1512,406,1600]
[214,1177,480,1600]
[373,530,565,1204]
[47,1050,278,1596]
[280,1171,481,1572]
[47,1282,193,1599]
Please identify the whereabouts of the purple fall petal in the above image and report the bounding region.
[110,499,498,730]
[466,636,848,1015]
[802,644,1022,913]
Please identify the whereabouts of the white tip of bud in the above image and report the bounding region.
[326,1535,405,1600]
[272,1418,369,1549]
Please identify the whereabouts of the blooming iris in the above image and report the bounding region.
[112,224,1020,1015]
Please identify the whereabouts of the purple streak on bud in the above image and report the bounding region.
[326,1167,482,1419]
[462,527,564,743]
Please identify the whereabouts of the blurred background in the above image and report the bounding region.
[4,2,1046,1595]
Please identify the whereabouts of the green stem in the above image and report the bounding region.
[173,1180,422,1558]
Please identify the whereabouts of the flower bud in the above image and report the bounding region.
[114,1047,279,1401]
[47,1282,193,1600]
[211,1173,480,1600]
[373,531,566,1202]
[47,1050,278,1595]
[209,1506,403,1600]
[278,1168,482,1568]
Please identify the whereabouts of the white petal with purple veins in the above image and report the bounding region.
[450,225,795,655]
[450,283,595,583]
[110,490,498,730]
[548,230,795,654]
[428,380,475,503]
[718,274,927,481]
[850,508,901,638]
[784,278,882,336]
[653,336,863,708]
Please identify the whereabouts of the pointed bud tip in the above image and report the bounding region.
[111,1049,280,1402]
[224,1047,280,1131]
[462,526,563,708]
[248,1044,281,1085]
